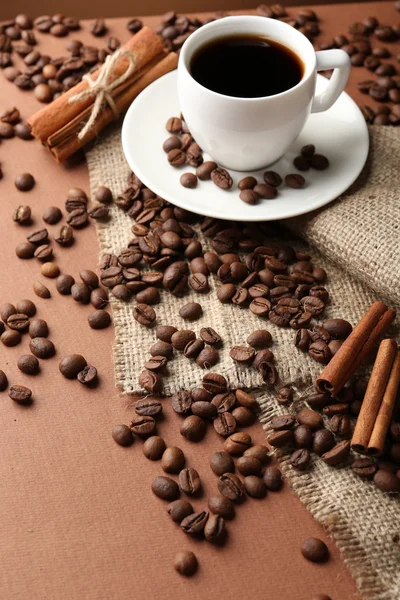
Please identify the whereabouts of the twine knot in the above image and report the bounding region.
[68,48,136,140]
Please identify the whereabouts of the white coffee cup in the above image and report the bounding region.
[178,16,350,171]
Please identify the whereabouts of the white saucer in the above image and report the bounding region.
[122,70,369,222]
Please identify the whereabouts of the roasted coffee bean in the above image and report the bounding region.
[163,261,188,296]
[323,403,350,417]
[171,390,193,416]
[191,400,217,420]
[301,296,325,316]
[40,262,59,278]
[0,122,14,138]
[1,330,21,347]
[179,468,201,495]
[329,414,352,438]
[29,337,55,359]
[254,183,277,199]
[204,514,225,543]
[229,345,255,365]
[276,386,293,405]
[200,327,221,346]
[89,289,107,311]
[173,551,198,577]
[13,205,32,225]
[218,473,245,501]
[212,392,236,414]
[210,450,235,476]
[263,466,283,491]
[322,318,352,339]
[224,432,251,455]
[55,225,74,246]
[217,283,236,303]
[237,456,262,476]
[196,161,217,180]
[322,440,350,466]
[246,329,272,349]
[161,446,185,473]
[301,538,329,563]
[294,425,313,449]
[70,282,90,304]
[263,171,282,187]
[9,384,32,404]
[59,354,87,379]
[149,340,173,358]
[293,155,310,171]
[181,511,209,535]
[196,347,219,368]
[152,475,180,501]
[191,387,213,403]
[184,339,204,359]
[55,274,75,295]
[15,173,35,192]
[33,244,53,262]
[268,429,294,447]
[306,392,331,410]
[138,370,162,394]
[167,148,186,166]
[310,154,329,170]
[7,313,29,331]
[163,135,181,152]
[285,173,305,189]
[202,372,227,395]
[77,365,98,385]
[166,116,182,133]
[208,494,235,519]
[112,424,134,447]
[88,205,109,222]
[42,206,62,225]
[142,436,166,460]
[296,408,323,431]
[234,389,258,412]
[133,303,156,327]
[309,341,332,364]
[17,354,39,375]
[78,269,99,290]
[313,430,335,456]
[130,414,156,438]
[244,475,267,498]
[0,370,8,391]
[171,329,196,351]
[231,406,256,427]
[180,415,207,442]
[271,414,296,431]
[144,355,168,372]
[136,287,160,305]
[249,297,271,316]
[189,272,209,293]
[238,176,257,190]
[239,189,260,205]
[0,302,16,322]
[352,457,377,479]
[179,302,202,321]
[154,326,177,346]
[203,252,222,274]
[135,397,163,417]
[186,143,203,167]
[167,499,194,523]
[16,242,36,259]
[211,168,233,190]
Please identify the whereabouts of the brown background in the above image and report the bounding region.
[0,3,397,599]
[0,0,376,20]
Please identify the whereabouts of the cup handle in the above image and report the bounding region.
[311,49,351,113]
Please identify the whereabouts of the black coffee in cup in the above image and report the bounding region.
[190,34,304,98]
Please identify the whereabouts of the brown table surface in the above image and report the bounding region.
[0,3,397,599]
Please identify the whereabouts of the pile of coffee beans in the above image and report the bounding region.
[163,118,332,202]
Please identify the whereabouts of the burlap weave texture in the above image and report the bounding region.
[87,125,400,600]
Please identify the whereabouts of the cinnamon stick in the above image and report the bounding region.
[28,26,164,144]
[315,301,396,396]
[351,338,398,454]
[367,348,400,456]
[48,52,178,162]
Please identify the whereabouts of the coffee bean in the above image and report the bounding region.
[268,429,294,447]
[263,171,282,187]
[1,330,21,347]
[163,261,188,295]
[253,183,278,199]
[17,354,39,375]
[196,347,219,368]
[56,274,75,295]
[293,155,310,171]
[173,551,198,577]
[263,466,283,490]
[179,302,202,321]
[247,330,273,349]
[15,173,35,192]
[322,440,350,466]
[293,425,313,449]
[213,411,236,437]
[171,390,192,416]
[152,475,180,501]
[285,173,305,189]
[199,327,221,346]
[179,468,201,495]
[231,406,256,427]
[79,269,99,290]
[352,457,377,479]
[309,341,332,364]
[39,263,59,278]
[161,446,185,473]
[7,313,29,332]
[15,242,35,259]
[29,336,55,359]
[191,401,217,420]
[77,365,97,385]
[181,510,209,535]
[217,283,236,303]
[141,436,166,460]
[138,370,162,394]
[149,341,173,359]
[224,432,252,455]
[322,318,352,339]
[301,538,329,563]
[203,372,227,395]
[0,122,14,138]
[171,329,195,351]
[218,473,245,501]
[55,225,74,246]
[180,172,198,188]
[166,116,182,133]
[70,282,90,304]
[243,475,267,499]
[296,408,323,431]
[189,272,209,293]
[168,148,186,166]
[154,325,176,344]
[66,208,89,229]
[238,176,257,190]
[208,494,235,519]
[9,384,32,404]
[180,415,206,442]
[237,456,262,476]
[204,514,225,544]
[0,302,16,322]
[135,397,163,417]
[211,168,233,190]
[42,206,62,225]
[313,430,335,455]
[240,189,260,205]
[133,303,156,327]
[196,161,217,180]
[130,414,156,438]
[229,345,255,365]
[211,392,235,414]
[167,499,194,523]
[271,414,296,431]
[249,297,271,316]
[210,451,235,476]
[59,354,87,379]
[243,446,270,464]
[13,205,32,225]
[112,424,134,447]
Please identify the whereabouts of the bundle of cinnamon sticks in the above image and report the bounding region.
[315,301,398,457]
[28,27,178,162]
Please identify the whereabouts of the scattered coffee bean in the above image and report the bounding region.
[15,173,35,192]
[0,370,8,391]
[77,365,98,385]
[152,475,180,501]
[56,274,75,295]
[29,337,55,359]
[112,424,134,447]
[263,466,283,491]
[17,354,39,375]
[167,499,194,523]
[9,384,32,404]
[41,262,60,278]
[352,457,377,479]
[180,172,198,188]
[179,468,201,495]
[42,206,62,225]
[59,354,87,379]
[173,550,198,577]
[180,415,207,442]
[130,414,156,437]
[211,168,233,190]
[243,445,269,463]
[15,301,36,317]
[285,173,305,188]
[1,330,21,347]
[181,511,209,535]
[88,309,111,329]
[133,303,156,327]
[204,514,225,543]
[224,432,252,455]
[244,475,267,498]
[210,451,235,476]
[218,473,245,501]
[143,436,166,460]
[13,205,31,225]
[16,242,36,259]
[301,538,329,563]
[322,440,350,466]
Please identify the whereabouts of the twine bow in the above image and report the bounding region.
[69,48,136,140]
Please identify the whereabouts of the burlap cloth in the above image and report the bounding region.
[87,125,400,600]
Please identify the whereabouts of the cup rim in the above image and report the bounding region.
[179,15,317,103]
